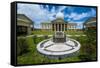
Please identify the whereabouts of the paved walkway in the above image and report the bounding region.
[18,34,86,38]
[26,34,86,37]
[37,38,81,56]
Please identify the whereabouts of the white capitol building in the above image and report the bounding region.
[41,12,77,31]
[37,12,81,59]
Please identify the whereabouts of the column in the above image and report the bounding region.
[54,24,56,31]
[27,27,31,35]
[70,26,72,30]
[57,24,59,31]
[74,26,75,30]
[64,24,65,31]
[53,24,55,31]
[51,24,52,30]
[61,24,62,31]
[53,24,54,31]
[55,24,56,31]
[55,24,57,31]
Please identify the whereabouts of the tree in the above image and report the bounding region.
[79,28,97,61]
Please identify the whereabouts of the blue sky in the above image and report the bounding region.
[17,3,96,29]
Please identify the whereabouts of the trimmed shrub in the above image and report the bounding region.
[44,35,48,39]
[32,35,37,44]
[17,37,30,56]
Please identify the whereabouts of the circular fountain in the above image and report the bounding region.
[37,31,81,59]
[37,13,80,59]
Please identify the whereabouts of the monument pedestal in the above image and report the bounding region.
[53,31,66,43]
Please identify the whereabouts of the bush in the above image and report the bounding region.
[44,35,48,39]
[84,28,96,44]
[79,28,97,61]
[78,54,91,61]
[32,35,37,44]
[17,37,30,56]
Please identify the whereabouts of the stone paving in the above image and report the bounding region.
[37,38,81,57]
[26,34,86,37]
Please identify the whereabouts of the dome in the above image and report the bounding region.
[56,12,64,19]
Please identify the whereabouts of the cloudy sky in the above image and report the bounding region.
[17,3,96,29]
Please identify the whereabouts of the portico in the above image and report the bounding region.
[37,12,81,59]
[52,18,67,32]
[52,24,66,31]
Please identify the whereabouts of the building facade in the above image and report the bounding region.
[41,21,52,30]
[67,23,77,30]
[52,18,67,31]
[41,18,77,31]
[17,14,34,36]
[83,17,96,30]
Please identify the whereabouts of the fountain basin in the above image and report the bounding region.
[37,38,81,59]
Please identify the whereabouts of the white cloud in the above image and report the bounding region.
[58,6,67,12]
[91,8,96,16]
[18,3,51,28]
[51,6,56,13]
[67,18,71,21]
[17,3,68,28]
[74,13,88,20]
[48,6,56,20]
[17,3,96,29]
[18,3,45,20]
[65,8,96,21]
[66,12,89,20]
[56,12,64,18]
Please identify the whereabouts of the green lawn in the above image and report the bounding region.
[17,35,96,65]
[66,30,85,35]
[17,36,80,65]
[31,30,85,35]
[31,30,54,35]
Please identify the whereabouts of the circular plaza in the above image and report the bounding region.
[37,37,81,59]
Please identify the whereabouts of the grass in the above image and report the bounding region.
[17,36,81,65]
[31,30,54,35]
[66,30,85,35]
[31,30,85,35]
[17,30,96,65]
